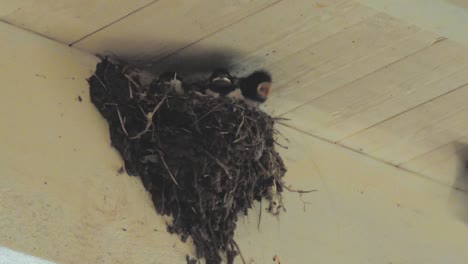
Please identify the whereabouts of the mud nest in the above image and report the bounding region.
[88,59,286,264]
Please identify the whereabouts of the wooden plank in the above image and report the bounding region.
[263,17,440,115]
[358,0,468,46]
[146,0,377,74]
[400,135,468,191]
[282,39,468,141]
[74,0,278,63]
[0,0,156,44]
[340,83,468,165]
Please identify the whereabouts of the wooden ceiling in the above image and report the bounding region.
[2,0,467,190]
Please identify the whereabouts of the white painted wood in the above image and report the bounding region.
[74,0,278,62]
[358,0,468,45]
[263,16,440,115]
[235,126,468,264]
[148,0,377,74]
[282,39,468,141]
[341,84,468,165]
[400,135,468,191]
[0,21,192,264]
[0,0,156,44]
[3,12,468,263]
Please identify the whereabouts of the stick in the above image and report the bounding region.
[159,152,180,188]
[275,128,290,143]
[115,106,129,136]
[274,141,288,149]
[231,240,247,264]
[236,111,245,138]
[282,183,317,212]
[93,74,109,92]
[124,74,141,89]
[174,194,181,224]
[299,194,313,212]
[282,184,317,194]
[272,116,291,121]
[127,80,133,99]
[257,199,262,230]
[129,96,167,139]
[191,103,222,126]
[232,135,247,144]
[204,151,232,179]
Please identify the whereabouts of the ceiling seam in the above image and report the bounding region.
[276,121,468,194]
[0,19,61,43]
[277,37,447,118]
[147,0,283,65]
[398,132,468,167]
[336,80,468,144]
[69,0,162,47]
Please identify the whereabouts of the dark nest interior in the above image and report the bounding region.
[88,59,287,264]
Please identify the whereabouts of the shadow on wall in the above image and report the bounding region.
[95,42,259,78]
[449,142,468,225]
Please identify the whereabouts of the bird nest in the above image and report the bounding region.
[88,59,287,264]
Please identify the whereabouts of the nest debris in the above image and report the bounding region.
[88,59,287,264]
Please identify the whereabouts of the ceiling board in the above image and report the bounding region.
[145,0,376,74]
[263,18,439,115]
[401,135,468,191]
[341,83,468,165]
[282,39,468,141]
[74,0,278,64]
[0,0,156,44]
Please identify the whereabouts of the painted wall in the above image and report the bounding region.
[1,21,468,264]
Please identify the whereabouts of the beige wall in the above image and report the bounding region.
[0,22,192,264]
[2,21,468,264]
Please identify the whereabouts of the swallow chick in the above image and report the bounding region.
[205,68,239,99]
[238,70,272,108]
[151,71,184,95]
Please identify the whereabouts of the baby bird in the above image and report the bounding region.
[151,71,184,95]
[205,68,237,98]
[238,70,272,108]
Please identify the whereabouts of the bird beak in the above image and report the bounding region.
[212,76,232,84]
[257,82,272,99]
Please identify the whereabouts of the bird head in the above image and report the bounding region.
[209,68,233,85]
[241,70,272,102]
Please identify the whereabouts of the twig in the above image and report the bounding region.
[299,194,313,212]
[158,152,180,188]
[174,194,181,224]
[274,141,288,149]
[272,116,291,121]
[191,103,222,126]
[124,74,141,89]
[231,240,247,264]
[93,73,109,92]
[204,151,232,179]
[115,106,129,136]
[236,110,245,138]
[130,96,167,139]
[282,184,317,212]
[127,80,133,99]
[257,199,262,230]
[275,128,290,143]
[232,135,247,144]
[274,120,292,128]
[282,184,317,194]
